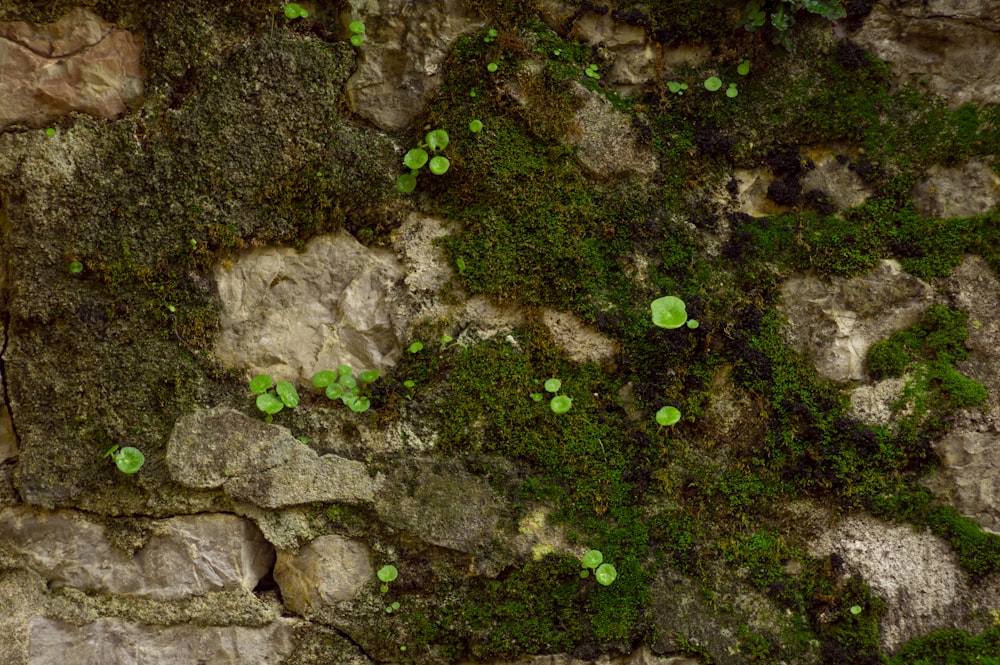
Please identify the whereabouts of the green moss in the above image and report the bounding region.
[889,626,1000,665]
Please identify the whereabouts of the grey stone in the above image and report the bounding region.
[849,377,910,426]
[778,260,935,382]
[810,514,1000,651]
[375,460,502,553]
[0,508,273,600]
[167,407,378,509]
[854,1,1000,108]
[541,309,617,366]
[343,0,487,130]
[27,616,296,665]
[800,147,874,211]
[912,160,1000,218]
[564,84,658,178]
[273,535,373,616]
[0,9,143,130]
[213,231,408,385]
[927,429,1000,533]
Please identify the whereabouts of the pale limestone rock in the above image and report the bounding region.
[27,617,296,665]
[927,430,1000,533]
[810,514,1000,651]
[167,407,378,509]
[854,1,1000,108]
[800,148,873,211]
[391,212,454,294]
[542,309,617,365]
[0,8,143,130]
[0,508,273,600]
[0,568,46,665]
[374,460,502,553]
[848,377,909,426]
[912,160,1000,218]
[565,84,658,178]
[344,0,487,130]
[213,231,407,384]
[778,260,935,382]
[273,535,373,616]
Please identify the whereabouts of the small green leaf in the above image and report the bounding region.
[113,446,145,474]
[544,378,561,393]
[325,383,345,400]
[283,3,308,19]
[850,605,862,615]
[350,34,364,47]
[349,396,371,412]
[312,370,338,388]
[408,341,424,353]
[338,364,353,376]
[456,257,466,274]
[656,406,681,427]
[487,62,498,73]
[595,563,617,586]
[256,392,285,415]
[550,395,572,414]
[68,260,84,274]
[425,129,449,152]
[651,296,688,329]
[45,127,56,137]
[403,380,416,388]
[737,59,751,76]
[339,374,357,390]
[276,381,299,408]
[249,374,274,394]
[403,148,428,170]
[378,565,399,582]
[396,172,417,193]
[726,83,738,98]
[358,369,381,383]
[687,319,700,329]
[349,20,366,34]
[582,549,603,569]
[428,156,450,175]
[468,119,483,133]
[530,393,543,402]
[704,76,723,91]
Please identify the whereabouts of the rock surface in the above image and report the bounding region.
[854,1,1000,108]
[344,0,487,130]
[810,514,1000,651]
[457,648,699,665]
[912,160,1000,218]
[541,309,617,365]
[0,8,143,130]
[0,508,273,600]
[167,407,378,509]
[779,260,935,382]
[564,84,658,178]
[213,231,408,384]
[27,616,296,665]
[273,535,373,616]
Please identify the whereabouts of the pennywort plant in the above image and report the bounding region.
[580,549,618,586]
[283,3,308,19]
[104,444,145,474]
[250,374,299,422]
[348,21,365,47]
[312,364,380,413]
[377,564,398,593]
[397,129,450,193]
[742,0,846,51]
[531,378,572,414]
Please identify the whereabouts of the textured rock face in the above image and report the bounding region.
[929,430,1000,533]
[213,231,408,384]
[0,8,143,130]
[911,160,1000,218]
[27,617,296,665]
[800,148,873,212]
[541,309,617,365]
[564,84,658,178]
[167,407,378,508]
[344,0,486,130]
[0,508,273,600]
[810,514,1000,651]
[854,1,1000,108]
[456,648,699,665]
[779,260,935,382]
[273,535,373,616]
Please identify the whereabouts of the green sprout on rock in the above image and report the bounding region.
[468,119,483,133]
[655,406,681,427]
[650,296,688,329]
[312,365,379,413]
[543,378,572,414]
[737,58,751,75]
[584,63,600,79]
[250,374,299,422]
[104,444,145,474]
[377,564,398,593]
[483,28,498,43]
[68,260,84,275]
[579,549,617,585]
[726,82,738,98]
[397,129,450,192]
[704,76,722,91]
[283,3,308,19]
[348,21,365,47]
[487,62,499,73]
[667,81,688,95]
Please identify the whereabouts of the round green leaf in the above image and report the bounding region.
[358,369,380,384]
[249,374,274,394]
[650,296,688,329]
[350,34,364,47]
[403,380,416,388]
[726,84,738,98]
[378,565,398,582]
[338,364,353,376]
[403,148,428,170]
[68,261,84,274]
[579,570,590,578]
[349,20,365,34]
[338,374,357,389]
[114,447,145,474]
[487,62,498,73]
[656,406,681,427]
[704,76,722,91]
[425,129,449,152]
[348,396,371,413]
[737,59,751,76]
[530,393,543,402]
[325,383,345,400]
[468,119,483,133]
[45,127,56,138]
[283,3,307,19]
[544,378,561,393]
[550,395,572,414]
[256,392,284,415]
[428,156,450,175]
[408,341,424,353]
[687,319,700,329]
[582,549,603,569]
[276,381,299,408]
[850,605,862,615]
[595,563,617,586]
[396,172,417,193]
[312,370,337,388]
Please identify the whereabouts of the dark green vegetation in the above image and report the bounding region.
[2,1,999,663]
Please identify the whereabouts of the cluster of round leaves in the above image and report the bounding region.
[312,365,380,413]
[104,444,145,474]
[530,378,572,414]
[348,21,365,47]
[377,564,398,593]
[584,63,600,80]
[250,374,300,422]
[580,549,617,586]
[283,3,308,19]
[397,129,450,193]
